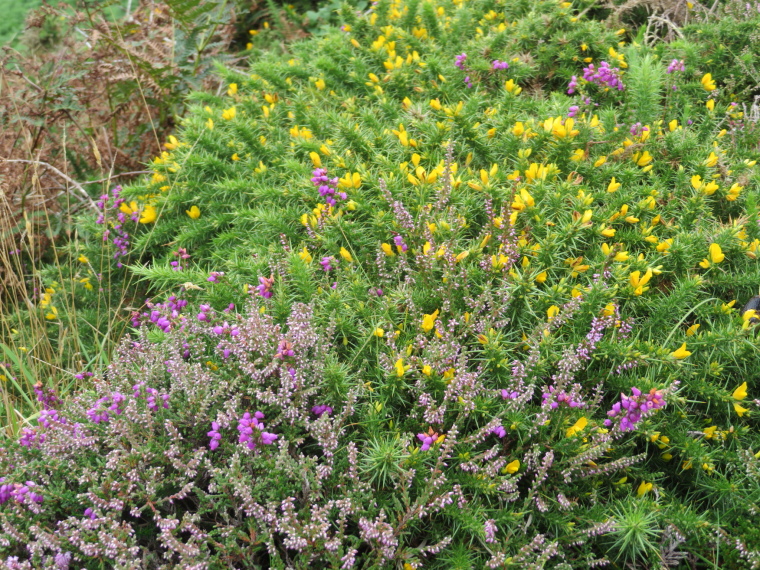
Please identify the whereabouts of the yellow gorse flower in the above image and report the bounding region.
[222,107,236,120]
[700,243,724,268]
[566,416,588,437]
[671,343,692,360]
[339,247,354,263]
[701,73,716,91]
[299,247,313,264]
[186,206,201,219]
[734,402,749,417]
[629,269,653,295]
[421,310,439,333]
[733,382,748,400]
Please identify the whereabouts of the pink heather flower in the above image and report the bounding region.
[454,53,468,69]
[207,271,225,283]
[484,519,497,543]
[491,59,509,70]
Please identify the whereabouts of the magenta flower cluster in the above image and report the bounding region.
[604,387,666,431]
[0,479,43,506]
[454,53,474,88]
[582,61,625,90]
[34,382,60,410]
[133,295,188,332]
[312,404,333,416]
[86,392,126,423]
[491,59,509,70]
[237,412,278,449]
[311,168,346,207]
[666,59,685,74]
[542,386,584,409]
[490,425,506,438]
[417,430,440,451]
[171,247,190,271]
[212,321,240,336]
[257,275,275,298]
[133,382,170,411]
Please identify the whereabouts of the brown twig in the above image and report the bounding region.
[1,159,98,211]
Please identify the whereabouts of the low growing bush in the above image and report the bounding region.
[4,0,760,567]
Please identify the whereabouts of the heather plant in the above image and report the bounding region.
[4,0,760,567]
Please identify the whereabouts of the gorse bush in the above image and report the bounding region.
[4,0,760,567]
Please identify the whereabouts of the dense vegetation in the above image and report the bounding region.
[2,0,760,567]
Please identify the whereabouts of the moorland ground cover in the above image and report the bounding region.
[2,0,760,567]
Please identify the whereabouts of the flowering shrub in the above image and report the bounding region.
[4,0,760,567]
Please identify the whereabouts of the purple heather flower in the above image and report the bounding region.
[454,53,468,69]
[275,339,294,360]
[567,75,579,95]
[197,304,212,322]
[207,271,225,283]
[257,275,275,298]
[0,483,11,505]
[84,507,97,520]
[491,59,509,70]
[629,122,649,136]
[208,422,222,450]
[19,428,44,448]
[666,59,685,74]
[417,429,440,451]
[393,235,408,253]
[311,168,344,206]
[542,385,584,409]
[237,412,278,450]
[34,382,60,409]
[312,405,333,417]
[212,321,239,336]
[490,425,507,438]
[320,256,335,272]
[604,387,666,431]
[567,105,580,118]
[582,61,625,91]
